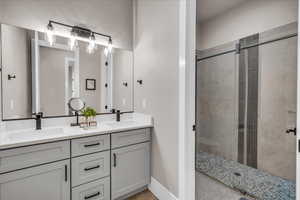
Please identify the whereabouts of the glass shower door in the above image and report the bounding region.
[257,32,297,181]
[195,42,241,199]
[196,43,239,162]
[196,23,298,200]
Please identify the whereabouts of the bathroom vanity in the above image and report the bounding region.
[0,122,152,200]
[0,14,150,200]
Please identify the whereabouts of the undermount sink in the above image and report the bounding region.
[4,127,66,141]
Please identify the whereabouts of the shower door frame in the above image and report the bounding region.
[297,3,300,200]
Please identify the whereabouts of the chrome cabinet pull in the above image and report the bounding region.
[84,192,100,199]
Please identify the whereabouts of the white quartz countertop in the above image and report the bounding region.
[0,119,153,150]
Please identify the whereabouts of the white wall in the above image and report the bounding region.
[197,0,298,50]
[0,0,133,50]
[134,0,180,197]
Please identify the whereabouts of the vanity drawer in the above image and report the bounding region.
[72,151,110,187]
[0,141,70,174]
[71,135,110,157]
[72,177,110,200]
[111,128,151,149]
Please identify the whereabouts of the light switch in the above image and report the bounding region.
[122,98,126,105]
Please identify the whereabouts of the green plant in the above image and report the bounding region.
[81,107,97,118]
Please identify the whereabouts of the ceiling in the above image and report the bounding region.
[197,0,247,23]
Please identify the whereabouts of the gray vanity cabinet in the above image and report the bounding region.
[0,160,70,200]
[111,142,150,199]
[0,128,151,200]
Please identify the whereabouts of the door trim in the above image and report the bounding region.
[296,1,300,199]
[178,0,196,200]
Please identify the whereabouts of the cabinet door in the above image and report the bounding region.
[0,160,70,200]
[111,142,150,199]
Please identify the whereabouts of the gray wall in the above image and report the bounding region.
[0,0,133,50]
[134,0,180,196]
[197,0,298,50]
[1,24,32,119]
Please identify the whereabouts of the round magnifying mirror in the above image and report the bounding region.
[68,98,85,127]
[68,98,85,112]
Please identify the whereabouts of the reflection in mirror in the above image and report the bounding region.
[68,98,85,113]
[1,24,33,119]
[112,48,133,112]
[0,23,134,120]
[68,97,85,127]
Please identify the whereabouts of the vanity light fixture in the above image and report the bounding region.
[87,32,96,54]
[103,38,113,56]
[69,36,77,50]
[45,20,113,53]
[68,30,78,50]
[46,21,55,46]
[108,38,113,53]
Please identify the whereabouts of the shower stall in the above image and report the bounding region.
[196,22,298,200]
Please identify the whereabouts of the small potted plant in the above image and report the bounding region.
[81,107,97,129]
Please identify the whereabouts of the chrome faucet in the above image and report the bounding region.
[33,112,43,130]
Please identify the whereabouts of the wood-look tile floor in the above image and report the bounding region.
[127,190,158,200]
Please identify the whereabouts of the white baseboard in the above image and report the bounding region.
[148,177,178,200]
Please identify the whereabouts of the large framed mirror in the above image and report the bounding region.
[0,23,133,120]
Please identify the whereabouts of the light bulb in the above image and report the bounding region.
[87,43,95,54]
[69,31,78,50]
[69,37,77,50]
[46,22,55,46]
[104,47,109,57]
[87,33,96,54]
[108,38,113,52]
